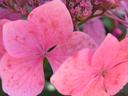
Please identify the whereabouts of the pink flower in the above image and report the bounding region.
[51,34,128,96]
[0,0,97,96]
[84,18,106,45]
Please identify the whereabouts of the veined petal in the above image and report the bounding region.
[51,49,94,95]
[0,53,44,96]
[3,20,43,58]
[28,0,73,50]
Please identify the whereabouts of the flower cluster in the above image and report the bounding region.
[66,0,92,24]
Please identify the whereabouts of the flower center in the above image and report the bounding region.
[47,45,57,52]
[100,70,108,77]
[37,44,57,57]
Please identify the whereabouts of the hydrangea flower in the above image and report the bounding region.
[51,34,128,96]
[84,18,106,45]
[0,0,97,96]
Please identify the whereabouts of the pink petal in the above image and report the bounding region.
[28,0,73,50]
[91,34,128,95]
[3,20,43,58]
[74,77,109,96]
[0,53,44,96]
[92,34,128,70]
[104,37,128,95]
[112,37,128,65]
[105,62,128,95]
[84,18,106,45]
[92,34,120,70]
[0,19,10,58]
[51,49,95,95]
[47,31,97,71]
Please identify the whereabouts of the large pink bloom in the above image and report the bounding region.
[51,34,128,96]
[0,0,97,96]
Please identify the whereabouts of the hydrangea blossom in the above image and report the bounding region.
[51,34,128,96]
[84,18,106,45]
[0,0,97,96]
